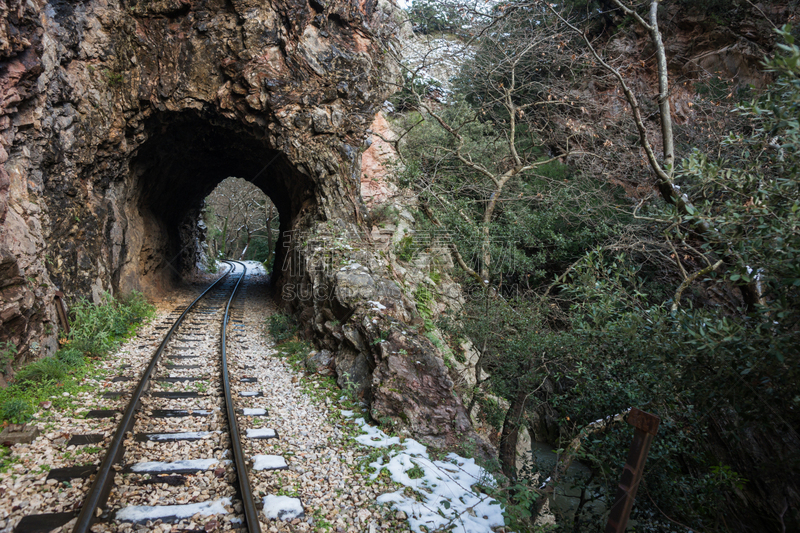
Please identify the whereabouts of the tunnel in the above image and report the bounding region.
[117,110,317,295]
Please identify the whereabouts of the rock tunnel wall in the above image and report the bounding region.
[0,0,481,449]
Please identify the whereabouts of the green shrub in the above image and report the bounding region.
[268,314,297,343]
[0,398,33,424]
[406,463,425,479]
[205,255,219,273]
[118,291,153,327]
[414,285,434,320]
[367,204,399,227]
[56,347,85,368]
[68,291,153,349]
[242,229,278,265]
[475,394,505,432]
[67,337,104,359]
[395,235,416,263]
[277,340,313,370]
[0,291,154,425]
[14,357,69,386]
[102,69,124,87]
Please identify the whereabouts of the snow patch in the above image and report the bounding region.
[145,431,215,441]
[241,260,268,276]
[246,428,276,439]
[352,417,505,533]
[252,455,288,471]
[262,495,304,521]
[116,498,231,523]
[129,459,224,473]
[368,300,387,311]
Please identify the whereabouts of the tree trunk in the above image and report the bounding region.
[220,218,229,258]
[649,0,674,175]
[239,233,251,260]
[499,387,528,481]
[266,205,274,261]
[533,409,630,518]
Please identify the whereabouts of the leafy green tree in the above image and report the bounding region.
[395,0,800,528]
[396,5,627,288]
[542,27,800,531]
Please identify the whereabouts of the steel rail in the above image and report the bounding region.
[220,260,262,533]
[72,263,235,533]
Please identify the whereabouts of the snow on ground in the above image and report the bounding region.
[262,495,305,521]
[369,300,388,311]
[345,413,506,533]
[252,455,288,471]
[246,428,277,439]
[129,458,225,473]
[240,260,269,276]
[144,431,216,441]
[115,498,231,523]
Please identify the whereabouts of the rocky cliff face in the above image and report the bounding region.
[0,0,481,449]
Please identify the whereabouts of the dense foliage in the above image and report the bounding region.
[393,0,799,530]
[397,104,629,291]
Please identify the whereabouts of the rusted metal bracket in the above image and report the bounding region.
[605,407,661,533]
[54,291,69,336]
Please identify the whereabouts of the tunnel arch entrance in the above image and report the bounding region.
[116,110,316,295]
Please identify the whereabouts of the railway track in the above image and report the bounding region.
[15,261,302,533]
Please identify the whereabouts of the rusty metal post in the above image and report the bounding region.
[605,408,661,533]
